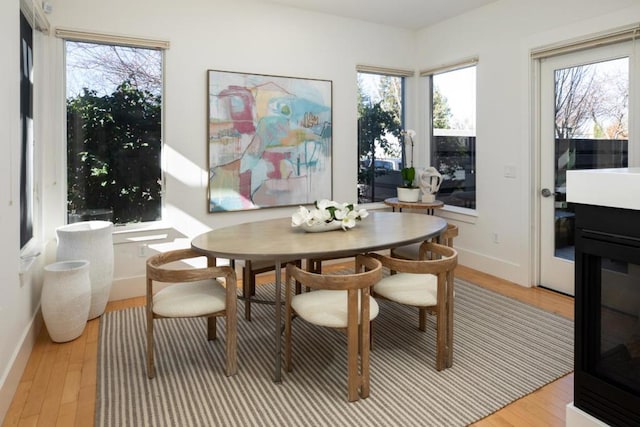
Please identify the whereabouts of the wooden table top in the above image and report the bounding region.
[191,211,447,261]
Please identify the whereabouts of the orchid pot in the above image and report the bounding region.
[397,187,420,202]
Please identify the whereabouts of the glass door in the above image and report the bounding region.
[539,43,631,295]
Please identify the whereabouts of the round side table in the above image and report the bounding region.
[383,197,444,215]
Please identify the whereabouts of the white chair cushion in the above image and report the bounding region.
[291,290,379,329]
[392,243,421,260]
[373,273,438,307]
[153,279,227,317]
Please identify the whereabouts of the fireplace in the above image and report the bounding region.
[574,203,640,426]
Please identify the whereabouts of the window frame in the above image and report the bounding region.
[19,11,34,250]
[60,31,167,228]
[423,60,478,213]
[356,67,412,204]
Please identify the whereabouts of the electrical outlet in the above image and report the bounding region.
[138,244,148,257]
[504,164,516,179]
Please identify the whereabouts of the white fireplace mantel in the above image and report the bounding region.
[567,167,640,210]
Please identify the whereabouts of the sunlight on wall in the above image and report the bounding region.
[164,203,212,238]
[163,144,207,188]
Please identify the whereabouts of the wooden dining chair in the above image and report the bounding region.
[391,222,458,260]
[305,255,352,274]
[146,248,237,378]
[369,241,457,371]
[284,254,383,402]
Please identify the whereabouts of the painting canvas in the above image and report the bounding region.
[207,70,332,212]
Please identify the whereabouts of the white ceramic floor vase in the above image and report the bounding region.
[56,220,114,319]
[42,260,91,343]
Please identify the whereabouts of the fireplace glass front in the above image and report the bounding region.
[574,204,640,427]
[596,257,640,395]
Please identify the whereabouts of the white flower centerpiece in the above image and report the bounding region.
[291,199,369,232]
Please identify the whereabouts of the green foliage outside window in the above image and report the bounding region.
[433,88,451,129]
[357,99,403,200]
[66,81,162,224]
[357,73,404,203]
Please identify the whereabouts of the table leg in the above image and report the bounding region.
[274,260,282,383]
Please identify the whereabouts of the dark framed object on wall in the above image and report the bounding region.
[207,69,332,213]
[20,11,34,249]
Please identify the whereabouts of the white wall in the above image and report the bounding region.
[0,0,50,420]
[42,0,417,296]
[0,1,415,421]
[47,0,416,230]
[415,0,640,285]
[2,0,640,422]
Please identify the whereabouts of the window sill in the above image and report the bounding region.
[112,220,174,235]
[438,205,478,224]
[361,201,389,211]
[20,240,44,274]
[112,221,175,245]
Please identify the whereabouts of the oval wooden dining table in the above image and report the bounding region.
[191,211,447,382]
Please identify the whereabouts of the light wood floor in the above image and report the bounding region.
[2,263,574,427]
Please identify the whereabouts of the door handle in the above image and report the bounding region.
[541,188,558,198]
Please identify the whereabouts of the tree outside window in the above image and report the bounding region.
[551,58,628,248]
[357,72,404,203]
[65,41,163,224]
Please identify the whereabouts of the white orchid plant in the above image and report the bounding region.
[291,199,369,231]
[400,129,417,188]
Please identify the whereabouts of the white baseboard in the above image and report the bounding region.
[455,246,530,287]
[0,311,43,425]
[109,275,147,301]
[566,402,611,427]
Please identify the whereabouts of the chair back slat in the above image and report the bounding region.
[286,254,382,291]
[147,248,233,284]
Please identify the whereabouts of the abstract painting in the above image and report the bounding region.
[207,70,332,212]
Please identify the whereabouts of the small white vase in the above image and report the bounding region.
[397,187,420,203]
[56,220,114,319]
[301,221,344,233]
[42,260,91,343]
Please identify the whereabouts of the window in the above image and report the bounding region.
[357,71,406,203]
[64,39,163,225]
[20,11,34,249]
[426,64,476,209]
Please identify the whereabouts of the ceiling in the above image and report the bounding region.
[249,0,499,30]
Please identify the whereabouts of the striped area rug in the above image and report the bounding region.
[96,278,574,426]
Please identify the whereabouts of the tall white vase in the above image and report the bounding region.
[56,220,114,319]
[42,260,91,342]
